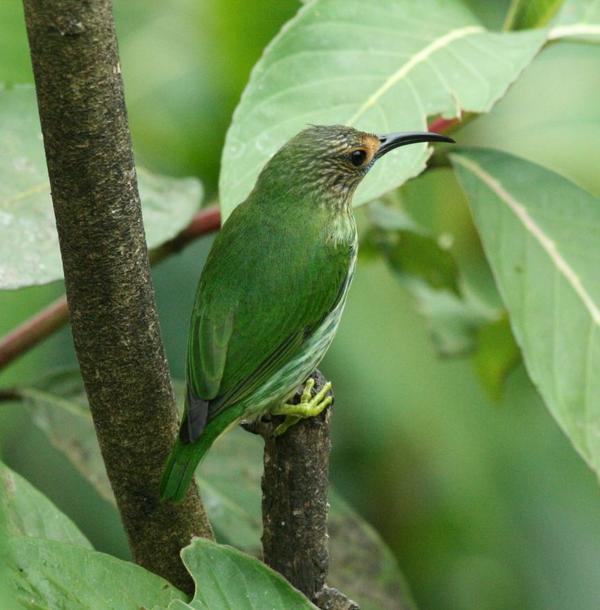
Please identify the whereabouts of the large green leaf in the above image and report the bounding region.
[0,84,203,290]
[0,500,18,609]
[550,0,600,40]
[20,370,114,503]
[0,461,91,548]
[457,42,600,201]
[7,537,186,610]
[219,0,545,219]
[166,538,317,610]
[452,148,600,473]
[19,368,415,610]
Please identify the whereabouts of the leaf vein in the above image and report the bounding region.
[346,25,483,125]
[453,156,600,326]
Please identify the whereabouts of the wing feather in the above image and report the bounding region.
[187,197,354,423]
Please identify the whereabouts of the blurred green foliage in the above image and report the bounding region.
[2,2,600,610]
[503,0,564,29]
[0,84,203,288]
[116,0,300,194]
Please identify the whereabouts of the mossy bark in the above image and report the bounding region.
[247,371,359,609]
[22,0,212,592]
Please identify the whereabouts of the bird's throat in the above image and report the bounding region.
[326,204,356,248]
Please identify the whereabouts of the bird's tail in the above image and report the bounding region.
[160,406,242,502]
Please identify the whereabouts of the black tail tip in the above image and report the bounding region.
[180,390,210,443]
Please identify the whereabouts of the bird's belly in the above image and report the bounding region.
[241,253,356,417]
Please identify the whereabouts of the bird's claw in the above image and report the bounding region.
[272,379,333,436]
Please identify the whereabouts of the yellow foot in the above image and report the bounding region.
[271,378,333,436]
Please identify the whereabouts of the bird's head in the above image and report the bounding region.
[256,124,453,207]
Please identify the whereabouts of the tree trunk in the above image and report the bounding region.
[22,0,212,593]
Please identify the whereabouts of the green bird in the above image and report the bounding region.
[160,124,453,502]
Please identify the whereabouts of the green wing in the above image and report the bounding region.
[187,198,354,422]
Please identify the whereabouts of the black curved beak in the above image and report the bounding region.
[375,131,455,159]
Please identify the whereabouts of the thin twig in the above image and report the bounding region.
[428,116,460,134]
[0,205,221,373]
[0,296,69,370]
[150,204,221,264]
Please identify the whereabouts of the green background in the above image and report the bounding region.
[2,1,600,609]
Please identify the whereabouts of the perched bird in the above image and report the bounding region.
[160,124,453,501]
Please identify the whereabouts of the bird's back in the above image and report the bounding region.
[187,190,356,418]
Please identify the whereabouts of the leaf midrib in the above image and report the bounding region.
[347,25,484,125]
[453,154,600,326]
[1,181,49,208]
[227,24,486,195]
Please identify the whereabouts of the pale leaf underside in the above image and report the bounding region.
[452,148,600,474]
[0,85,203,289]
[549,0,600,40]
[219,0,546,219]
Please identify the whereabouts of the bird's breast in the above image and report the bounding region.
[326,209,357,248]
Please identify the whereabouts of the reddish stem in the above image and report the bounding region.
[0,296,69,370]
[179,205,221,241]
[0,205,221,372]
[428,116,460,134]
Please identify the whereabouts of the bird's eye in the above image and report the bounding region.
[350,149,367,167]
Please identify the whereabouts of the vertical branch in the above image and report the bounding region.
[247,371,358,609]
[22,0,212,592]
[262,380,330,598]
